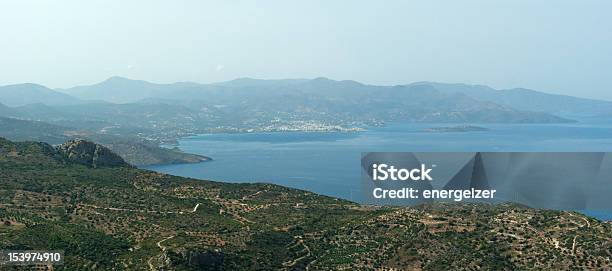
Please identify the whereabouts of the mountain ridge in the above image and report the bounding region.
[411,82,612,116]
[0,83,82,107]
[5,76,611,118]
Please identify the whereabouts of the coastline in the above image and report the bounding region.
[150,127,369,166]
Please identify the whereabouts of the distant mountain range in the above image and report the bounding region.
[2,76,612,166]
[0,77,608,119]
[4,76,594,133]
[53,76,612,118]
[413,82,612,117]
[1,77,608,118]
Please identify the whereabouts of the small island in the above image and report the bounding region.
[423,125,489,133]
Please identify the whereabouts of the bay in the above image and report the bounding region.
[146,121,612,220]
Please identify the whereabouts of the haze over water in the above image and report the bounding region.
[147,121,612,212]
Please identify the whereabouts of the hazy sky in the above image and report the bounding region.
[1,0,611,99]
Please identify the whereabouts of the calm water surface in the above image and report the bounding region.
[147,121,612,220]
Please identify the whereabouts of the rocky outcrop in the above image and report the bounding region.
[57,139,132,168]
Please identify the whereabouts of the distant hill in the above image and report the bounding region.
[215,77,309,88]
[0,117,73,144]
[12,103,84,121]
[53,76,571,124]
[55,101,199,125]
[0,83,81,107]
[59,76,208,104]
[0,101,80,122]
[0,116,208,166]
[18,77,612,119]
[415,82,612,117]
[0,102,18,117]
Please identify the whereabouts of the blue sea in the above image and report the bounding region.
[146,121,612,221]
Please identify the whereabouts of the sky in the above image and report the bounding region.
[1,0,611,100]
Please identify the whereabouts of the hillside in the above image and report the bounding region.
[416,82,612,117]
[0,138,610,270]
[57,77,572,128]
[0,83,81,107]
[59,76,179,104]
[86,134,210,166]
[0,117,75,143]
[0,103,17,116]
[0,117,208,166]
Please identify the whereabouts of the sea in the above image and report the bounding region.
[146,120,612,221]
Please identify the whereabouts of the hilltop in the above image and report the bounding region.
[56,139,132,168]
[0,83,81,107]
[0,138,610,270]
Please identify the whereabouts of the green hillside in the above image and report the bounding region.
[0,138,610,270]
[0,117,208,166]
